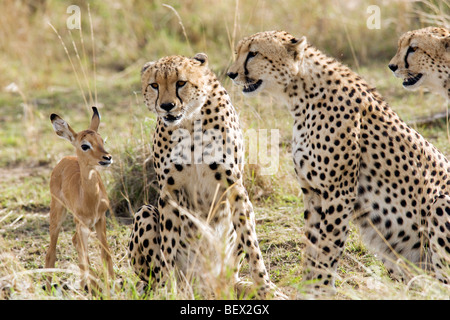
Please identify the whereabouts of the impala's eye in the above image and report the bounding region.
[176,80,186,87]
[81,144,91,151]
[150,83,158,89]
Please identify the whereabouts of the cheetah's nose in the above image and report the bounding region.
[388,64,398,72]
[227,72,238,80]
[160,102,176,112]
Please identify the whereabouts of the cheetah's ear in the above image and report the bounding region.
[285,36,307,61]
[141,61,155,75]
[443,36,450,52]
[193,53,208,67]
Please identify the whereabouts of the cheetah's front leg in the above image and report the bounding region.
[231,186,286,299]
[156,190,183,286]
[428,195,450,284]
[302,188,354,295]
[128,204,164,288]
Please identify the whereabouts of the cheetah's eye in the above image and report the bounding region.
[150,83,159,89]
[407,46,417,54]
[176,80,187,88]
[247,51,258,59]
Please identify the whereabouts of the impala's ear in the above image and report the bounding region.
[89,106,100,132]
[284,36,307,61]
[193,53,208,67]
[50,113,77,144]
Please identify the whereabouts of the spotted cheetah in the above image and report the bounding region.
[389,26,449,100]
[227,30,450,293]
[128,53,284,299]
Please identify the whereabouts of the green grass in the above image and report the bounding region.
[1,0,449,300]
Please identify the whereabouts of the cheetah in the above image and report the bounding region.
[227,30,450,293]
[389,26,450,100]
[128,53,284,299]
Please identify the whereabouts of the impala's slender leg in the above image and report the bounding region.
[45,197,67,290]
[73,223,91,290]
[94,214,114,279]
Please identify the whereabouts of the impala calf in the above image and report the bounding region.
[45,107,114,291]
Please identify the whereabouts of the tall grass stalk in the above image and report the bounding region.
[88,3,98,106]
[162,4,193,55]
[47,22,89,112]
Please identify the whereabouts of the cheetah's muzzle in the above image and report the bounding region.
[243,79,263,93]
[403,73,423,87]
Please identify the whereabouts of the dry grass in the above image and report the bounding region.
[0,0,449,300]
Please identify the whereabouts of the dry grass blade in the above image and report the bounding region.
[163,196,239,298]
[69,29,94,106]
[415,0,449,28]
[88,3,98,106]
[162,4,193,55]
[47,22,89,112]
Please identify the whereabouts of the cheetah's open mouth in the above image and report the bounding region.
[163,114,183,123]
[243,79,263,93]
[403,73,423,87]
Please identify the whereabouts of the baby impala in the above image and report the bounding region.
[45,107,114,292]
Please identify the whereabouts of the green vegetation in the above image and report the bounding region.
[0,0,449,299]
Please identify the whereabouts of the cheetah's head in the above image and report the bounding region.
[388,27,450,92]
[227,30,307,97]
[141,53,212,126]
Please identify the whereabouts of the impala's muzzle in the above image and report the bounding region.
[99,154,113,167]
